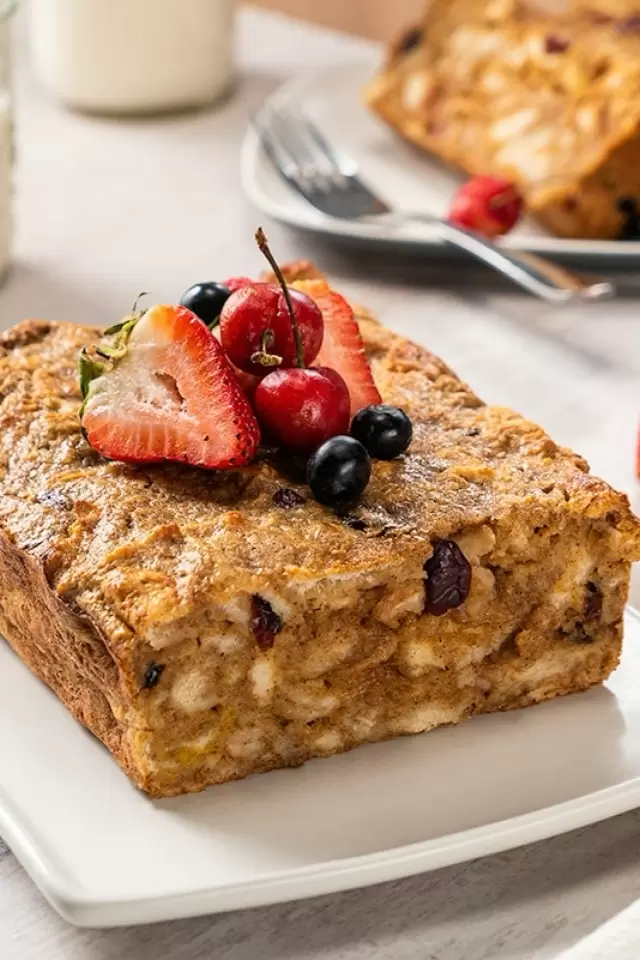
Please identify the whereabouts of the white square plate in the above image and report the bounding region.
[241,59,640,265]
[2,611,640,928]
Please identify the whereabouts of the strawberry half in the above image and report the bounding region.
[293,280,381,416]
[80,304,261,469]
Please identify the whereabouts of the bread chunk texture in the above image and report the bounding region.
[365,0,640,239]
[1,288,639,796]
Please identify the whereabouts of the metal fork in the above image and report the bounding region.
[253,105,614,304]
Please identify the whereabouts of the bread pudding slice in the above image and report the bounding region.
[365,0,640,239]
[0,292,639,796]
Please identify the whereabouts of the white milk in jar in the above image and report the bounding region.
[28,0,235,115]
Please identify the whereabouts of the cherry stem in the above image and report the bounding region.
[250,350,282,367]
[255,227,305,368]
[250,328,282,367]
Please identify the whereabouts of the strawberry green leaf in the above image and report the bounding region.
[103,320,128,337]
[79,309,143,421]
[103,293,149,336]
[78,348,105,401]
[100,314,140,357]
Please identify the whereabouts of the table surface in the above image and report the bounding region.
[3,8,640,958]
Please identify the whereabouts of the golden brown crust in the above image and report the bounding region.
[0,297,639,796]
[365,0,640,239]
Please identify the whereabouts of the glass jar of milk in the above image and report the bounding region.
[28,0,235,115]
[0,1,13,288]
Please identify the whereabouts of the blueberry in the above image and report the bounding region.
[272,487,305,509]
[307,436,371,506]
[180,282,232,328]
[350,405,412,460]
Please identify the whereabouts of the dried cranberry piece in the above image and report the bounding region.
[617,196,640,238]
[571,624,594,645]
[272,487,305,509]
[143,661,165,689]
[398,26,423,54]
[251,595,282,650]
[618,16,640,33]
[339,513,368,531]
[544,34,570,53]
[589,11,613,24]
[584,582,603,622]
[424,540,471,616]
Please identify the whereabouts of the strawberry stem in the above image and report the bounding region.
[255,227,305,368]
[132,291,149,314]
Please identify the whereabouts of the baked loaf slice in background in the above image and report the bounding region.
[1,277,639,797]
[365,0,640,239]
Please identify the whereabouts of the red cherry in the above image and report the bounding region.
[224,276,254,293]
[231,363,261,399]
[254,366,350,453]
[219,284,324,375]
[448,176,523,238]
[313,365,351,397]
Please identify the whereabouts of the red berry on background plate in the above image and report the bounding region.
[448,176,523,238]
[293,280,381,416]
[254,366,350,453]
[80,305,261,469]
[219,284,324,375]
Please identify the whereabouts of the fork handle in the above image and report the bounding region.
[409,216,614,303]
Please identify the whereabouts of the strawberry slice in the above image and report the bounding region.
[80,304,261,469]
[293,280,381,416]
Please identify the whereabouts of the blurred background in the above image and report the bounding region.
[250,0,425,39]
